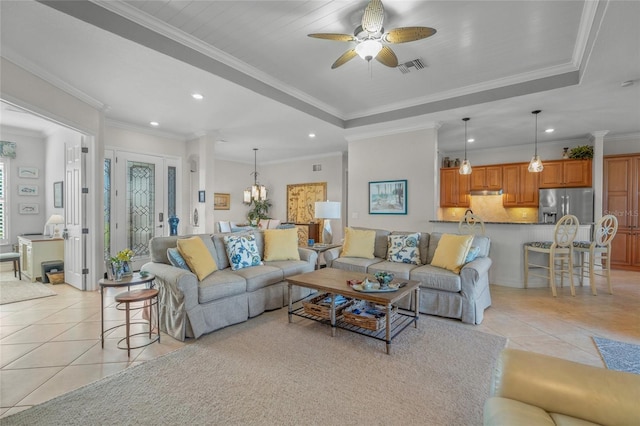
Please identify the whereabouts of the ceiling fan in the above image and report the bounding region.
[308,0,436,69]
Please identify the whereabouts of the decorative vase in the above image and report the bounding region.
[443,157,450,168]
[114,264,123,281]
[168,216,179,236]
[562,147,569,159]
[454,158,461,167]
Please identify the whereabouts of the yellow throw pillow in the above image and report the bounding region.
[176,237,218,280]
[263,228,300,261]
[341,228,376,259]
[430,234,474,274]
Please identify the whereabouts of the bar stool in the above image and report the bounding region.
[115,288,160,356]
[458,211,486,236]
[524,214,580,297]
[573,214,618,295]
[0,252,21,280]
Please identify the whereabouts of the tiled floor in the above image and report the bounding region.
[1,269,639,418]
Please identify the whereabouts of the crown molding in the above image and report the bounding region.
[105,118,187,141]
[345,116,440,142]
[0,124,46,139]
[2,49,105,111]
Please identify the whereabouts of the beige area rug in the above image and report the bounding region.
[2,309,507,425]
[0,280,56,305]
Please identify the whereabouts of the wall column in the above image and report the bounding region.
[590,130,609,221]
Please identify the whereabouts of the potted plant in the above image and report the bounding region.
[247,199,272,225]
[568,145,594,159]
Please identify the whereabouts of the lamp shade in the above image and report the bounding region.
[314,201,341,219]
[46,214,65,225]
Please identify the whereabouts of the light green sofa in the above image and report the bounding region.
[323,228,492,324]
[142,230,317,341]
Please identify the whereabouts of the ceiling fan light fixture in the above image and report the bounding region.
[355,39,383,61]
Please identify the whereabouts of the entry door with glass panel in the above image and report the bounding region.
[111,152,177,271]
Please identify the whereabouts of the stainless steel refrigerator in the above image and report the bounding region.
[538,188,594,224]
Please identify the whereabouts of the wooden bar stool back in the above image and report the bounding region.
[114,288,160,356]
[573,214,618,295]
[524,214,580,297]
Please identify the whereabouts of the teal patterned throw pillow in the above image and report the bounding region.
[223,234,263,271]
[167,247,190,270]
[387,233,421,265]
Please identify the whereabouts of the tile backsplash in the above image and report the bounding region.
[439,195,538,223]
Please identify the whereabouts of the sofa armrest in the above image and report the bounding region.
[297,247,318,266]
[141,262,198,310]
[487,349,640,426]
[323,247,342,267]
[460,256,492,284]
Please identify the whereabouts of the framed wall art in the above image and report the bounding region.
[18,166,39,178]
[18,184,38,196]
[19,203,39,214]
[53,181,64,208]
[214,193,230,210]
[369,180,407,215]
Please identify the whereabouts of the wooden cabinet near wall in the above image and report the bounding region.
[440,168,470,207]
[470,166,503,191]
[539,159,592,188]
[502,163,539,207]
[604,154,640,271]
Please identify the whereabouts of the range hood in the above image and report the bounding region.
[470,189,503,196]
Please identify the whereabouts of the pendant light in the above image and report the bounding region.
[243,148,267,204]
[528,110,544,173]
[459,117,472,175]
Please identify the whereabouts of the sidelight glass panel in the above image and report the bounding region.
[127,161,155,258]
[168,166,176,218]
[104,158,111,260]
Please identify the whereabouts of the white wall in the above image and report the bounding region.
[213,159,254,225]
[347,128,438,233]
[0,126,46,242]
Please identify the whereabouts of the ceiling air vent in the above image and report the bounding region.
[397,58,426,74]
[313,164,322,172]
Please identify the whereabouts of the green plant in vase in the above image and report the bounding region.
[568,145,594,159]
[247,199,271,225]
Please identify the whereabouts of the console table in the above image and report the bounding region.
[17,235,64,282]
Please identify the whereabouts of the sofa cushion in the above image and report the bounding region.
[265,259,312,276]
[386,233,422,265]
[224,233,263,271]
[332,256,384,274]
[263,228,300,261]
[368,261,416,279]
[391,231,430,265]
[431,234,473,274]
[484,397,556,426]
[410,265,462,292]
[198,270,247,304]
[341,228,376,259]
[354,227,391,259]
[167,248,190,270]
[176,237,218,280]
[231,265,284,292]
[150,235,180,264]
[465,246,481,263]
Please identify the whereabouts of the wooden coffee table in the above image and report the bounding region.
[287,268,420,354]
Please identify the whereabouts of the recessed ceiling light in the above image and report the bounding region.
[192,93,204,100]
[545,128,554,133]
[467,138,474,143]
[308,133,316,138]
[150,121,159,127]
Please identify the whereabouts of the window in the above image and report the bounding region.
[0,160,7,244]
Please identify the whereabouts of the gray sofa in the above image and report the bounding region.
[324,229,492,324]
[142,230,317,341]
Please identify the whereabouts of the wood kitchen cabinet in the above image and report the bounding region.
[440,168,470,207]
[502,163,539,207]
[604,154,640,271]
[470,166,502,191]
[539,159,592,188]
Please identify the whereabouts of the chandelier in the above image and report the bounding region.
[243,148,267,204]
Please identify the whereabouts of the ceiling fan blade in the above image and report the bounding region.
[376,46,398,67]
[383,27,437,43]
[332,49,358,69]
[362,0,384,33]
[308,33,357,42]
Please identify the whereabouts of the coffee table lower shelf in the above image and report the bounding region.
[289,304,418,351]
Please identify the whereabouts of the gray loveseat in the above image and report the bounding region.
[323,229,492,324]
[142,230,317,341]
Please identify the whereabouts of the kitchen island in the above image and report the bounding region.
[430,221,592,289]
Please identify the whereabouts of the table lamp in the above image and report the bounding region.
[314,201,341,244]
[45,214,65,238]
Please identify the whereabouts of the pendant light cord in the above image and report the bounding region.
[532,110,541,156]
[463,117,470,160]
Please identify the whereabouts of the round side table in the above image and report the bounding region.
[115,288,160,357]
[98,272,155,349]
